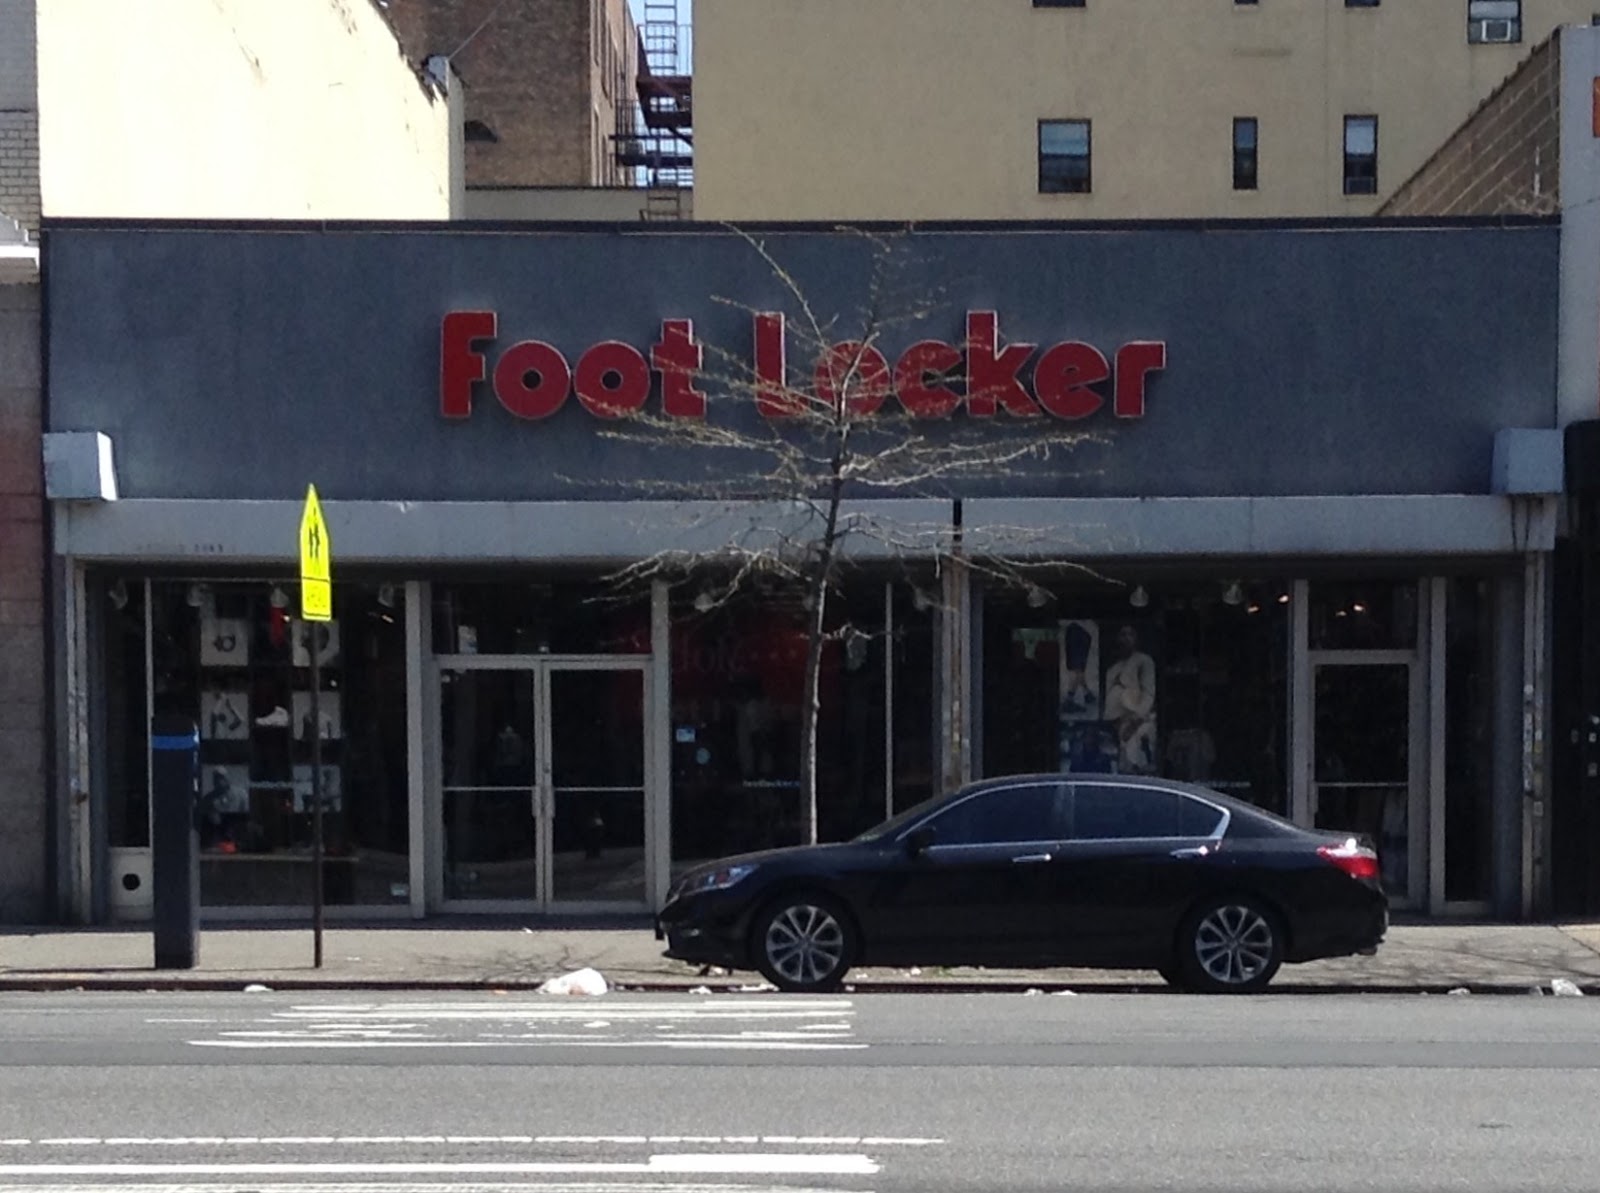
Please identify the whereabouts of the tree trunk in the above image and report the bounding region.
[798,565,829,845]
[799,463,846,844]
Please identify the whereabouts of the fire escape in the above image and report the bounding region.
[614,0,692,219]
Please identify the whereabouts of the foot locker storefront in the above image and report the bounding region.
[40,218,1562,922]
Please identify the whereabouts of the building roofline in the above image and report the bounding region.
[37,214,1560,237]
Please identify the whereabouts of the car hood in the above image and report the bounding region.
[674,841,865,886]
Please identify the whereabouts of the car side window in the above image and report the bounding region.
[1070,784,1183,840]
[1178,795,1226,837]
[925,782,1069,846]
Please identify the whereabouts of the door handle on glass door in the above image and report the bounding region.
[1012,853,1053,864]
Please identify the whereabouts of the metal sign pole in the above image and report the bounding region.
[299,483,333,972]
[311,637,324,969]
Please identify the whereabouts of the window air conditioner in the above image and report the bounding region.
[1471,18,1517,43]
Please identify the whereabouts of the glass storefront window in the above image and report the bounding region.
[1310,580,1418,650]
[123,579,411,908]
[981,578,1290,815]
[668,578,933,874]
[891,583,936,814]
[1445,577,1495,903]
[432,579,649,655]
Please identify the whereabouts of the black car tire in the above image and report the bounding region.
[1176,895,1284,994]
[751,893,856,993]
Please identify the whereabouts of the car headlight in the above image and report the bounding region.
[676,864,757,898]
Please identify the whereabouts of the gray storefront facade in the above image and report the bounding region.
[38,218,1563,923]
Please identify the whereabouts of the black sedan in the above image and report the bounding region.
[657,774,1387,993]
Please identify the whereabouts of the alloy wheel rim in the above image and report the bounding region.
[765,903,845,986]
[1194,904,1274,986]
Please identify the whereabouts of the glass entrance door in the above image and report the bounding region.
[438,660,649,910]
[547,666,647,905]
[440,667,540,902]
[1311,661,1417,901]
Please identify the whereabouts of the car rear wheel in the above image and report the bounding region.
[1177,896,1283,994]
[752,894,855,993]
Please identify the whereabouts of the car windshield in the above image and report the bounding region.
[852,793,945,842]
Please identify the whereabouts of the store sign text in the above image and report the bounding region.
[440,310,1167,423]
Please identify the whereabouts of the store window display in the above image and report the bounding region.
[668,578,934,873]
[104,579,411,908]
[984,579,1289,815]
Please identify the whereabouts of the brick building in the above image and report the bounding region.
[382,0,639,188]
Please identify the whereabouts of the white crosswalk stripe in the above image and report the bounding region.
[180,997,863,1052]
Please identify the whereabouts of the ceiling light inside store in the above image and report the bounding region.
[185,583,207,608]
[1222,581,1244,607]
[377,583,397,609]
[692,591,715,613]
[1027,586,1050,608]
[1277,593,1290,605]
[108,579,129,610]
[1129,585,1150,609]
[269,585,289,610]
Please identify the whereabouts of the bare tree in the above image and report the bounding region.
[590,228,1135,843]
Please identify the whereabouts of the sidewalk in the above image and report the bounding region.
[4,919,1600,993]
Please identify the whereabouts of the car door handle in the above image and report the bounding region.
[1170,845,1213,859]
[1012,853,1054,864]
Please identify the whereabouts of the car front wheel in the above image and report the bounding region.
[1177,896,1284,994]
[752,894,855,993]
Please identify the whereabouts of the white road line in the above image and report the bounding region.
[0,1184,872,1193]
[0,1134,942,1148]
[189,1038,868,1051]
[0,1154,881,1176]
[288,1000,855,1012]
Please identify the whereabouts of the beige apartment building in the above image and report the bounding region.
[694,0,1597,221]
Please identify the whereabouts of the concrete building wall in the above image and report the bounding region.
[36,0,452,219]
[384,0,636,189]
[0,282,42,923]
[1382,34,1562,217]
[695,0,1598,222]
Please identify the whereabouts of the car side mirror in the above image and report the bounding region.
[905,826,936,858]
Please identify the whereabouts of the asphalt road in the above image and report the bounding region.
[0,990,1597,1192]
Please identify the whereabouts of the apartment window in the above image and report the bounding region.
[1039,120,1092,194]
[1235,0,1259,5]
[1033,1,1085,7]
[1343,115,1378,196]
[1346,0,1380,6]
[1468,0,1521,43]
[1233,118,1259,191]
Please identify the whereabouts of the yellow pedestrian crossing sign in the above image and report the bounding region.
[299,484,332,622]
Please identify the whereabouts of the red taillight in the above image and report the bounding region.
[1318,839,1380,882]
